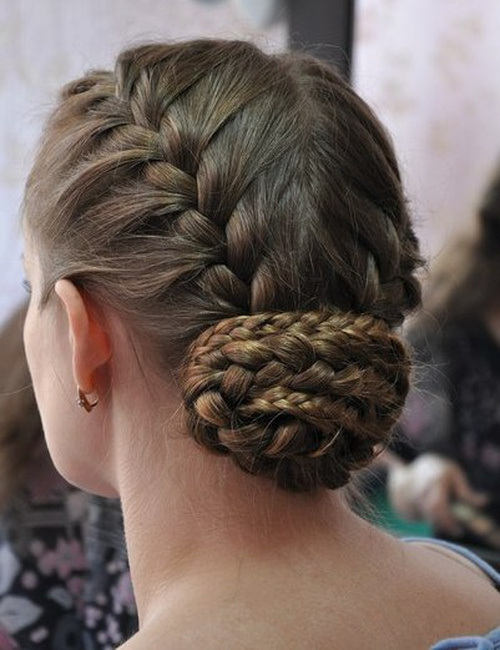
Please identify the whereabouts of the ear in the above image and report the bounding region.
[54,280,112,395]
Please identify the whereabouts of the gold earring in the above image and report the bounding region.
[76,388,99,413]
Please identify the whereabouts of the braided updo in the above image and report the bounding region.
[24,40,422,491]
[182,311,409,491]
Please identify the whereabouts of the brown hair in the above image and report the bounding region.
[0,303,42,508]
[24,40,422,491]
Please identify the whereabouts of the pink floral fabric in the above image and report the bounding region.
[0,446,137,649]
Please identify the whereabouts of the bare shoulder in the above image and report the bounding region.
[119,534,500,650]
[118,607,304,650]
[402,538,500,626]
[119,629,251,650]
[409,539,495,581]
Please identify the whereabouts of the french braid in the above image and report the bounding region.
[24,40,423,491]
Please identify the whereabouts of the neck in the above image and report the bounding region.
[114,403,353,627]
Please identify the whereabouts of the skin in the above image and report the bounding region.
[23,246,500,649]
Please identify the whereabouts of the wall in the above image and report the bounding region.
[354,0,500,261]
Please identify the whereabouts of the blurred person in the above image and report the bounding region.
[388,162,500,550]
[21,40,500,649]
[0,304,137,649]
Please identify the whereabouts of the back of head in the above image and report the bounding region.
[24,40,422,492]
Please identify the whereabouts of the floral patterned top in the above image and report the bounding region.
[0,444,138,649]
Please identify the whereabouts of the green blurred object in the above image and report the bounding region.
[370,487,433,537]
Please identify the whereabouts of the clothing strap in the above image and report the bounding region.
[403,537,500,590]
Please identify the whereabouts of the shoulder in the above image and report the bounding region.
[118,611,285,650]
[404,538,499,585]
[401,538,500,630]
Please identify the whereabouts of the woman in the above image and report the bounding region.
[0,304,137,648]
[21,40,500,648]
[388,164,500,549]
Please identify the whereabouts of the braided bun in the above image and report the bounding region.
[181,311,409,491]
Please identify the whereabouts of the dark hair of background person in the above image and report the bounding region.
[0,303,42,509]
[414,161,500,331]
[23,40,423,493]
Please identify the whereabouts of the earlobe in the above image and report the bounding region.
[55,280,111,396]
[76,387,100,413]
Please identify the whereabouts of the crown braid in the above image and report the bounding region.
[24,40,422,491]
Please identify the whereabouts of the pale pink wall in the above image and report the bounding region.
[354,0,500,263]
[0,0,287,323]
